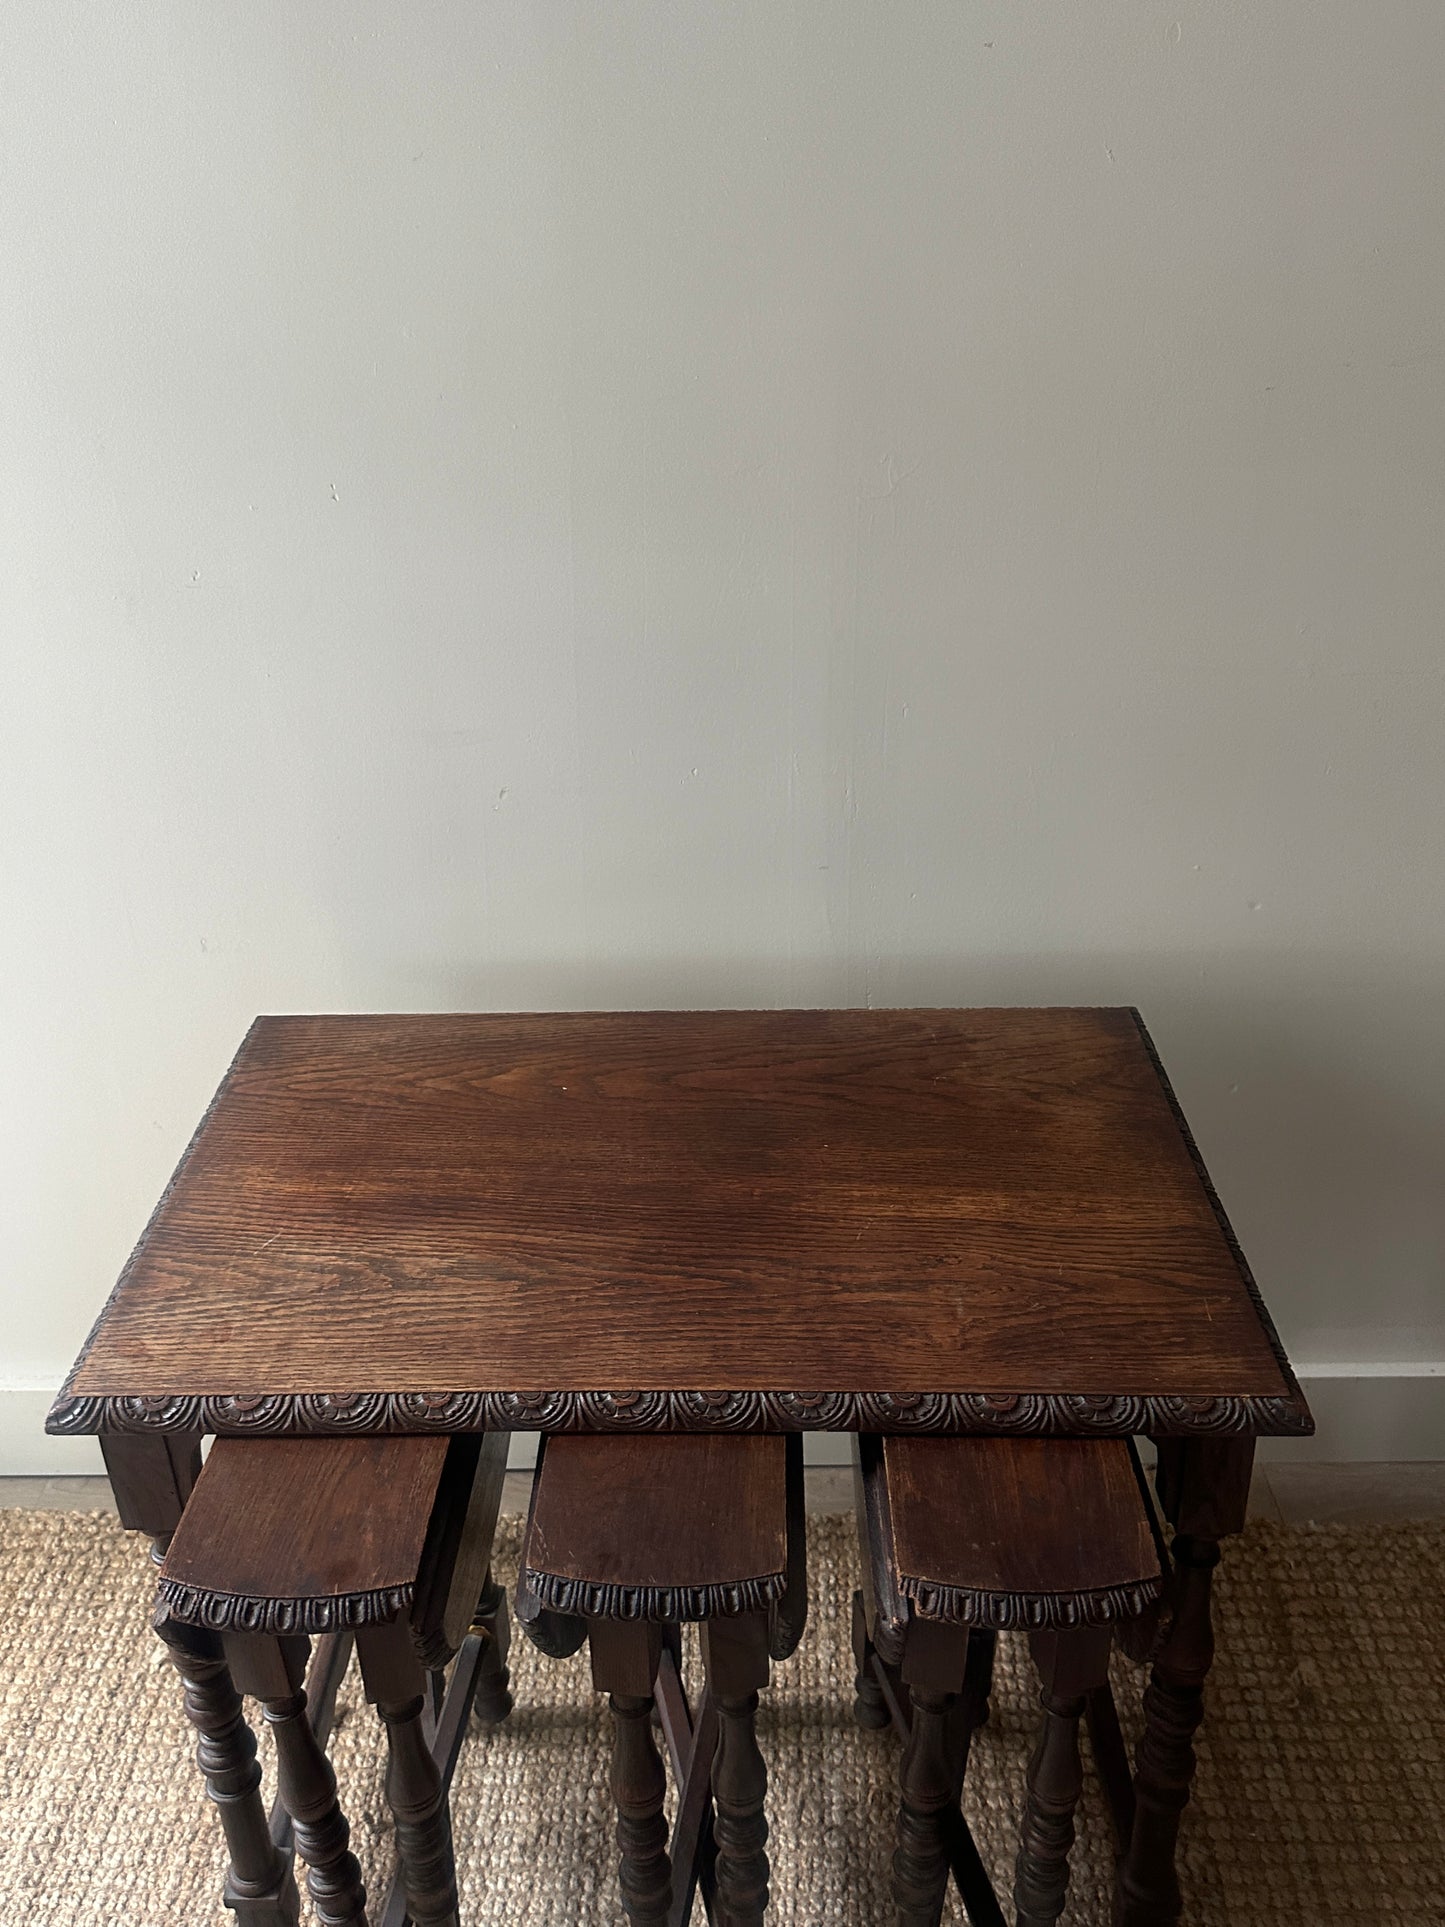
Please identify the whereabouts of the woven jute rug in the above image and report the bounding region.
[1,1509,1441,1926]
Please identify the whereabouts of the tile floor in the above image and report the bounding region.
[4,1463,1444,1524]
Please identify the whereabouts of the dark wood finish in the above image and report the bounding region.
[102,1432,202,1557]
[852,1588,891,1729]
[658,1663,720,1927]
[522,1433,799,1927]
[699,1616,772,1927]
[855,1433,1167,1927]
[1152,1434,1257,1541]
[227,1633,369,1927]
[50,1008,1310,1439]
[358,1619,459,1927]
[159,1436,450,1634]
[1084,1683,1136,1851]
[377,1614,515,1927]
[411,1435,509,1668]
[269,1633,355,1864]
[589,1621,674,1927]
[160,1434,503,1927]
[767,1432,809,1661]
[1114,1534,1222,1927]
[1014,1626,1114,1927]
[468,1567,514,1726]
[851,1608,1006,1927]
[520,1433,788,1622]
[860,1434,1166,1632]
[1110,1434,1254,1923]
[892,1682,955,1927]
[153,1610,301,1926]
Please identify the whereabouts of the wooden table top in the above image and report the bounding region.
[48,1007,1311,1441]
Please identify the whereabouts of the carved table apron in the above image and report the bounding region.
[50,1007,1312,1926]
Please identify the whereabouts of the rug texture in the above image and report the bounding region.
[0,1509,1441,1926]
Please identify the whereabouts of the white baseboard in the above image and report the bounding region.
[0,1390,106,1476]
[4,1371,1441,1477]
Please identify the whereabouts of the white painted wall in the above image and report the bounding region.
[4,1,1443,1472]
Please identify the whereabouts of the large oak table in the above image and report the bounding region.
[50,1006,1312,1924]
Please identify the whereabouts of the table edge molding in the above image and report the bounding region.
[48,1386,1315,1438]
[155,1576,414,1637]
[897,1569,1165,1632]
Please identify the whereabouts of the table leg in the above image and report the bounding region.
[101,1432,202,1560]
[1114,1437,1253,1927]
[469,1565,514,1726]
[154,1612,301,1926]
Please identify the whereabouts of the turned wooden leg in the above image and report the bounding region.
[590,1620,672,1927]
[611,1693,674,1927]
[852,1590,890,1730]
[470,1566,514,1726]
[1114,1534,1220,1927]
[891,1613,972,1927]
[893,1685,955,1927]
[359,1622,459,1927]
[700,1615,772,1927]
[154,1611,301,1926]
[1115,1436,1251,1927]
[1014,1627,1111,1927]
[227,1634,368,1927]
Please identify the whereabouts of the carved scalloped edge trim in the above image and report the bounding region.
[520,1566,786,1625]
[47,1386,1315,1438]
[898,1569,1165,1632]
[156,1576,413,1636]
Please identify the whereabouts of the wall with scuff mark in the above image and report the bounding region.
[3,2,1443,1465]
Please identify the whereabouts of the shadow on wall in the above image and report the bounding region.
[374,944,1445,1402]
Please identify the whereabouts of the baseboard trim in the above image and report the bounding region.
[4,1371,1442,1476]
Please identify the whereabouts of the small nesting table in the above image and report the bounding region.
[49,1006,1311,1924]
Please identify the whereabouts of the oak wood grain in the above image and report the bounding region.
[859,1435,1164,1632]
[885,1436,1163,1604]
[522,1434,787,1616]
[161,1437,449,1619]
[52,1008,1308,1431]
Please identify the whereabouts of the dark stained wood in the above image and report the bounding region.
[854,1434,1168,1927]
[227,1634,369,1927]
[153,1611,301,1926]
[852,1588,891,1729]
[468,1567,514,1727]
[358,1619,459,1927]
[159,1435,501,1927]
[51,1008,1309,1435]
[658,1667,719,1927]
[160,1436,449,1630]
[767,1432,809,1661]
[1114,1533,1223,1927]
[892,1682,956,1927]
[1014,1626,1114,1927]
[588,1622,674,1927]
[880,1435,1166,1627]
[269,1633,355,1867]
[699,1616,772,1927]
[522,1434,797,1927]
[1152,1434,1256,1541]
[410,1435,508,1668]
[102,1433,202,1561]
[521,1434,788,1619]
[850,1603,1006,1927]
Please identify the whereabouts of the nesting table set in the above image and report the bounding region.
[48,1007,1311,1925]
